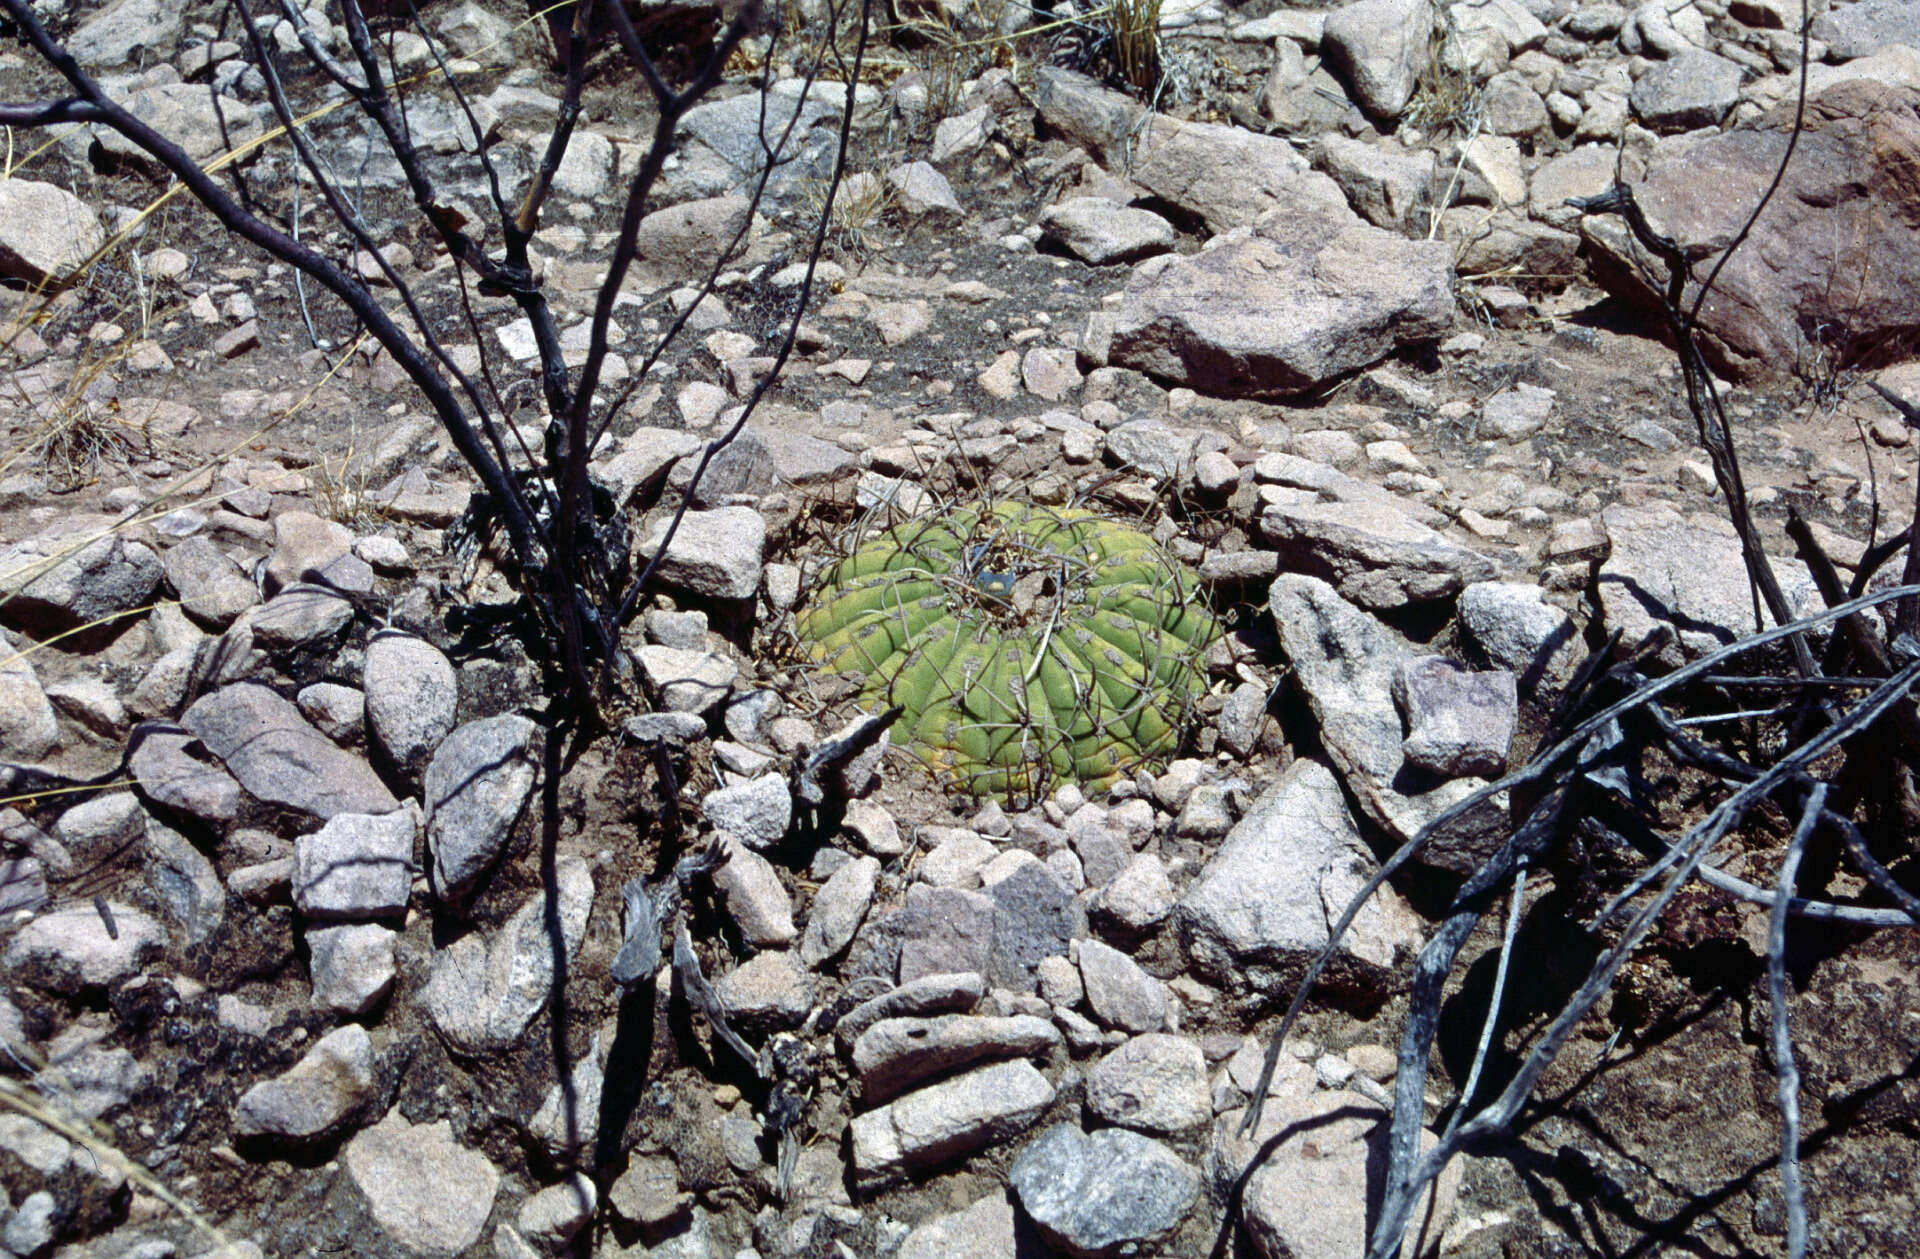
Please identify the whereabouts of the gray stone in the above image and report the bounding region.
[703,773,790,849]
[42,674,126,739]
[672,89,841,204]
[1316,135,1434,231]
[1217,681,1272,760]
[0,179,107,288]
[128,725,244,826]
[853,1013,1061,1103]
[182,683,399,820]
[0,519,162,634]
[835,970,985,1048]
[307,922,398,1016]
[262,511,352,594]
[1077,938,1166,1034]
[1232,1091,1461,1259]
[69,0,183,66]
[1598,502,1820,659]
[1322,0,1435,119]
[4,902,164,994]
[1269,576,1504,867]
[610,1152,686,1232]
[553,129,613,198]
[899,884,996,983]
[801,854,880,967]
[53,792,145,872]
[1176,758,1424,990]
[1023,347,1084,402]
[424,714,539,906]
[528,1044,606,1161]
[593,426,703,511]
[363,630,458,774]
[1011,1123,1200,1259]
[712,948,814,1033]
[1259,495,1497,610]
[1479,382,1556,441]
[637,507,765,600]
[1109,178,1454,398]
[1458,581,1581,696]
[422,856,593,1055]
[1629,48,1744,131]
[849,1059,1056,1184]
[638,644,738,714]
[982,852,1076,992]
[898,1191,1017,1259]
[1033,67,1313,234]
[250,586,354,650]
[91,81,264,172]
[1106,419,1197,480]
[143,819,224,946]
[715,839,797,948]
[1811,0,1920,59]
[518,1174,596,1248]
[344,1111,500,1256]
[297,682,366,743]
[0,628,58,761]
[293,808,416,920]
[1095,854,1174,932]
[1394,656,1517,779]
[1039,197,1176,265]
[233,1024,375,1141]
[887,160,963,216]
[161,536,257,626]
[1086,1034,1212,1135]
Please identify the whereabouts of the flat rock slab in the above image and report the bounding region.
[344,1110,499,1256]
[637,507,766,601]
[850,1059,1055,1185]
[1010,1123,1199,1259]
[1394,656,1517,779]
[1035,67,1311,234]
[1232,1091,1462,1259]
[1085,1034,1212,1135]
[1269,576,1505,872]
[1108,177,1454,397]
[422,857,593,1056]
[853,1014,1060,1103]
[0,179,107,286]
[0,521,162,635]
[1597,502,1821,660]
[1259,495,1497,610]
[1581,81,1920,380]
[182,683,398,820]
[128,727,244,826]
[4,902,164,994]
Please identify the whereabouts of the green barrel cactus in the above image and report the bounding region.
[796,502,1215,803]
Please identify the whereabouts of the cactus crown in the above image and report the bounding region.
[796,501,1215,805]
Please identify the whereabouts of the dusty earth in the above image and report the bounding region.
[1,1,1918,1258]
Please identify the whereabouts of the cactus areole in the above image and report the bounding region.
[797,502,1215,804]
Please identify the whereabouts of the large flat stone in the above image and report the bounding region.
[181,683,398,820]
[1108,178,1454,397]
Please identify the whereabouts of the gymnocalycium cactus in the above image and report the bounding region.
[796,501,1215,804]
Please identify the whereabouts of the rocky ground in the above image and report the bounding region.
[2,0,1920,1256]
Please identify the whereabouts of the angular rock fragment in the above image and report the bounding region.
[1010,1123,1199,1259]
[853,1014,1060,1102]
[1176,758,1423,992]
[233,1024,376,1142]
[424,714,538,906]
[849,1059,1055,1184]
[1268,576,1505,870]
[1108,179,1453,398]
[182,683,399,820]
